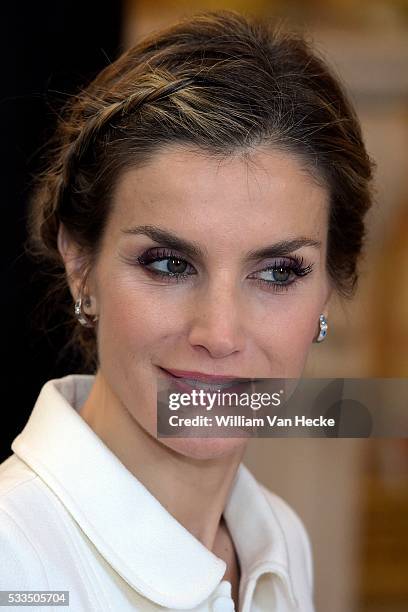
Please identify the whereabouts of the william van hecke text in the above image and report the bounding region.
[211,415,336,427]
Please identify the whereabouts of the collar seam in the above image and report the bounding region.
[246,561,299,608]
[41,482,111,612]
[258,487,298,605]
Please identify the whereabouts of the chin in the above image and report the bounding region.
[160,436,248,461]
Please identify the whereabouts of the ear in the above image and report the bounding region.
[57,222,90,301]
[321,282,333,319]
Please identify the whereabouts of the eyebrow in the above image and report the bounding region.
[120,224,322,261]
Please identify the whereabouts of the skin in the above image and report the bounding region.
[58,144,332,608]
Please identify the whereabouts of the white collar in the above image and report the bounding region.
[11,374,297,609]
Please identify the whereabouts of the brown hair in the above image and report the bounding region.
[25,9,376,372]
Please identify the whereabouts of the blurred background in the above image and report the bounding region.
[2,1,407,611]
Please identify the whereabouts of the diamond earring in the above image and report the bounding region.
[74,293,99,328]
[315,314,328,343]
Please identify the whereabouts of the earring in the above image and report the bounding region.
[74,293,99,328]
[315,314,328,343]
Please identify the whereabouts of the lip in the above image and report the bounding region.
[158,367,248,383]
[157,367,254,400]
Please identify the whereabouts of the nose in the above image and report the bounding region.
[187,279,246,359]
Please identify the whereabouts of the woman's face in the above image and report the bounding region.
[69,145,332,459]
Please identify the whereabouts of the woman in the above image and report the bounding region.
[0,10,375,612]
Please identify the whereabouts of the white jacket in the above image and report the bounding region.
[0,374,315,611]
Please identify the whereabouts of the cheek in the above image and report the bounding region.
[253,294,321,376]
[97,279,180,362]
[95,279,183,439]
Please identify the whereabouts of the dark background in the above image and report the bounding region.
[1,1,123,462]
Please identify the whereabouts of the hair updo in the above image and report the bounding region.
[25,9,376,372]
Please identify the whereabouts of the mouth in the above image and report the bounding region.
[158,367,253,392]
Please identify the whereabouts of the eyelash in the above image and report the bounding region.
[135,247,314,293]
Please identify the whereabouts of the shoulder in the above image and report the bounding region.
[0,455,49,588]
[0,453,41,508]
[0,506,49,589]
[258,481,314,595]
[0,453,37,495]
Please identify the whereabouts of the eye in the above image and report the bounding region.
[137,248,196,281]
[248,257,314,293]
[257,266,291,283]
